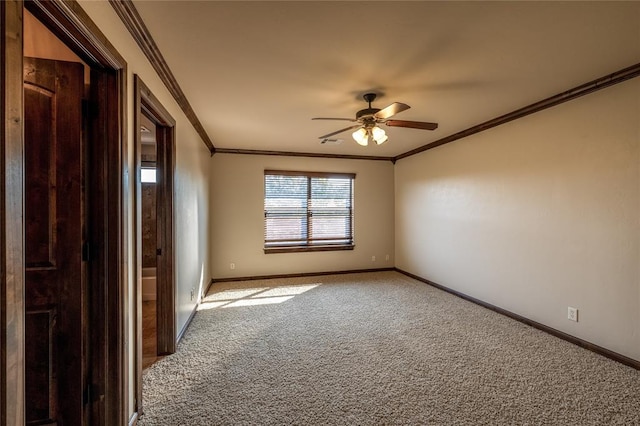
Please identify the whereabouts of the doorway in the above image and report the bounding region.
[140,112,160,370]
[134,75,176,415]
[2,1,127,424]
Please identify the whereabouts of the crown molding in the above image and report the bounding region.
[110,2,640,163]
[108,0,215,155]
[395,62,640,162]
[215,148,394,162]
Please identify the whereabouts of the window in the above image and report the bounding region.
[141,167,156,183]
[264,170,355,253]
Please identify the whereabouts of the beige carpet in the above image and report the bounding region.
[139,271,640,425]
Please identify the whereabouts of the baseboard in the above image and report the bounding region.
[210,267,395,285]
[204,278,215,298]
[128,411,138,426]
[176,303,198,344]
[395,268,640,371]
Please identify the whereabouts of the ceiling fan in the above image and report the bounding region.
[312,93,438,146]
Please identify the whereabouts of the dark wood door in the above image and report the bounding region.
[24,57,85,425]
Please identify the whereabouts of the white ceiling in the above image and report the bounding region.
[132,1,640,158]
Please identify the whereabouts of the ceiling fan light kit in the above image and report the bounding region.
[352,128,369,146]
[371,126,388,144]
[313,92,438,147]
[352,125,388,146]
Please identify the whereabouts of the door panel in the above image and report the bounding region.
[24,85,56,268]
[24,57,84,425]
[25,307,57,421]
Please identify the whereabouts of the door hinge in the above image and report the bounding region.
[82,241,90,262]
[83,383,103,405]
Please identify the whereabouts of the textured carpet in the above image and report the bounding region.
[139,271,640,425]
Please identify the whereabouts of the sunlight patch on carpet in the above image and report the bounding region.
[224,295,294,307]
[198,283,320,310]
[205,288,267,301]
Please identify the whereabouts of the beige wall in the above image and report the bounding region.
[210,154,395,279]
[23,11,90,83]
[76,1,213,419]
[39,3,639,422]
[395,78,640,361]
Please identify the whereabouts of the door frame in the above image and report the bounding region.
[1,1,128,424]
[133,75,176,416]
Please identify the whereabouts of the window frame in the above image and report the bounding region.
[264,170,355,254]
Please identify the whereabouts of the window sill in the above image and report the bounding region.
[264,244,355,254]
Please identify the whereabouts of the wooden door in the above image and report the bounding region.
[24,57,85,425]
[155,124,175,356]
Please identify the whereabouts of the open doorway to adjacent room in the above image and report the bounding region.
[23,10,90,424]
[134,75,176,415]
[140,113,160,370]
[7,2,128,424]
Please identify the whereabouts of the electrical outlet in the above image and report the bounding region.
[385,254,390,261]
[230,262,235,270]
[567,306,578,322]
[371,255,376,262]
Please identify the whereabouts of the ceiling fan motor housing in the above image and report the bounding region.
[356,108,381,122]
[357,92,381,123]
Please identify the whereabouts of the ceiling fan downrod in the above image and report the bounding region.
[356,93,381,120]
[363,92,377,107]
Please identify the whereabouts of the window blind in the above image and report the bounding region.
[264,171,354,251]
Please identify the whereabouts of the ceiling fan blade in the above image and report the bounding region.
[318,125,361,139]
[374,102,410,120]
[312,117,357,122]
[385,120,438,131]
